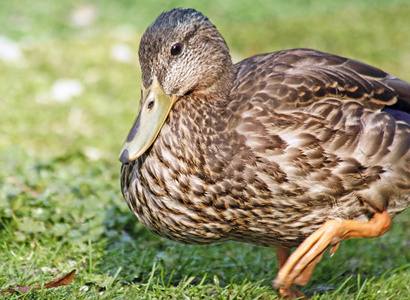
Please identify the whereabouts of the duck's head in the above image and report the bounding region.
[119,8,234,164]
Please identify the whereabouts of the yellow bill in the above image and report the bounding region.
[119,77,178,163]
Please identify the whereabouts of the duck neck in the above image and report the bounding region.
[191,28,235,100]
[200,62,235,100]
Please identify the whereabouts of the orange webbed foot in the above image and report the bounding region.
[275,247,308,299]
[278,285,308,299]
[274,211,391,292]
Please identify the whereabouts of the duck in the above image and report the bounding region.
[119,8,410,299]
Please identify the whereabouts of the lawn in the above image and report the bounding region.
[0,0,409,299]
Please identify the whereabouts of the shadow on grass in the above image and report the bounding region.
[101,203,278,286]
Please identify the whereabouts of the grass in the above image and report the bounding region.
[0,0,409,298]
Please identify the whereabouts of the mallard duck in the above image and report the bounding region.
[119,8,410,299]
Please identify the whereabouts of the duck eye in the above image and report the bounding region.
[170,43,182,56]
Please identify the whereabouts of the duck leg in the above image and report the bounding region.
[274,211,391,291]
[275,247,307,299]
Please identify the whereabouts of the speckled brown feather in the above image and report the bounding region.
[121,9,409,249]
[233,49,408,111]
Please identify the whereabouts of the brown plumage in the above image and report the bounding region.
[120,8,410,299]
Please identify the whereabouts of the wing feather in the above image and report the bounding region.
[232,48,410,112]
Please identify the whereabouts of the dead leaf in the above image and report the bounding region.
[0,269,76,295]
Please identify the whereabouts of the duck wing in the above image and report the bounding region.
[229,48,410,217]
[232,48,410,117]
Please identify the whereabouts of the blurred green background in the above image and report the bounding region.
[1,0,409,299]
